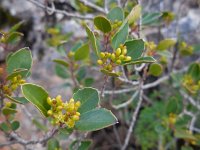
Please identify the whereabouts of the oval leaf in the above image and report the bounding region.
[125,39,145,59]
[73,87,99,114]
[112,22,129,49]
[75,108,117,131]
[122,56,156,65]
[21,83,50,117]
[84,24,99,57]
[107,7,124,22]
[74,43,90,61]
[94,16,112,33]
[149,63,163,76]
[6,47,32,75]
[157,39,176,51]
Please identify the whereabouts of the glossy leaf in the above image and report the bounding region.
[107,7,124,21]
[2,107,17,115]
[94,16,112,33]
[112,22,129,49]
[9,21,24,33]
[74,43,90,61]
[156,39,176,51]
[53,59,69,68]
[22,83,50,117]
[55,64,69,79]
[75,108,117,131]
[166,97,182,115]
[84,24,99,56]
[11,121,20,131]
[149,63,163,76]
[127,4,141,24]
[125,39,145,59]
[142,12,162,25]
[0,122,10,132]
[122,56,156,65]
[175,129,196,140]
[73,87,99,114]
[6,68,29,80]
[6,48,32,75]
[5,95,29,104]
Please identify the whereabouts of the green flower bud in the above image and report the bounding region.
[122,48,127,55]
[100,52,105,58]
[116,59,121,65]
[119,55,125,60]
[5,102,12,108]
[125,56,132,62]
[97,59,103,65]
[68,51,75,58]
[116,48,122,56]
[111,53,116,61]
[47,110,53,116]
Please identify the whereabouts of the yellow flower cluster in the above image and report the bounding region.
[183,75,200,94]
[3,75,25,96]
[97,45,131,72]
[47,95,81,128]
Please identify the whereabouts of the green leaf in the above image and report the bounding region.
[55,64,69,79]
[47,138,60,150]
[112,22,129,49]
[2,107,17,115]
[107,7,124,22]
[5,32,23,44]
[69,140,92,150]
[75,108,117,131]
[122,56,156,65]
[53,59,69,68]
[84,78,94,87]
[156,39,176,51]
[126,4,141,24]
[6,47,32,75]
[100,69,120,77]
[125,39,145,59]
[188,63,200,81]
[73,87,99,114]
[11,121,20,131]
[149,63,163,76]
[84,24,99,57]
[9,21,24,33]
[71,41,83,52]
[166,97,182,115]
[181,146,193,150]
[74,43,90,61]
[0,122,10,132]
[21,83,50,117]
[76,67,86,82]
[175,129,196,140]
[6,68,29,80]
[94,16,112,33]
[5,95,29,104]
[142,12,162,25]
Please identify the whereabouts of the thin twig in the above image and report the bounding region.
[121,81,143,150]
[27,0,94,20]
[111,91,139,109]
[79,0,106,14]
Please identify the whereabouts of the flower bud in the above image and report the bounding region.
[68,51,75,58]
[75,101,81,108]
[97,59,103,65]
[122,48,127,55]
[5,102,12,108]
[111,53,116,61]
[11,84,18,91]
[116,59,121,65]
[47,110,53,116]
[47,97,52,105]
[125,56,131,62]
[116,48,121,56]
[72,115,79,121]
[100,52,105,58]
[76,112,80,116]
[106,64,113,71]
[119,55,125,60]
